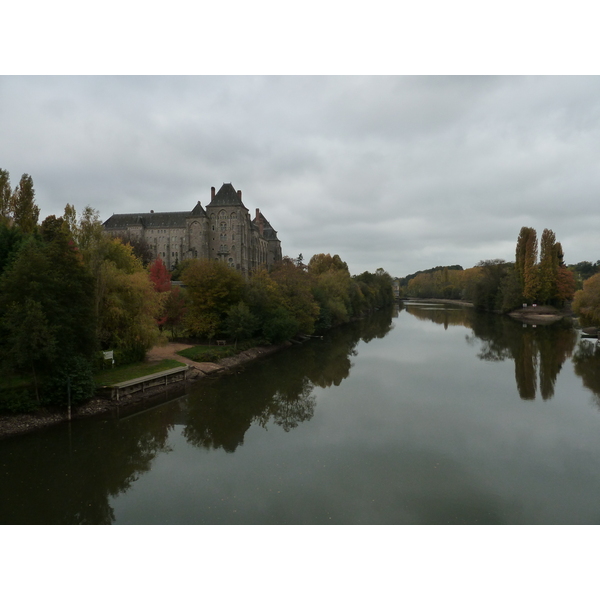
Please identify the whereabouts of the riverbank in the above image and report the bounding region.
[507,305,573,324]
[0,342,291,440]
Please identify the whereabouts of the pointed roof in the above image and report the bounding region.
[190,201,206,217]
[253,212,280,241]
[207,183,246,208]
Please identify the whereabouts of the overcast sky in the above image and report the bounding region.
[1,75,599,276]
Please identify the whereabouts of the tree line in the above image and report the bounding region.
[402,226,579,313]
[0,169,394,413]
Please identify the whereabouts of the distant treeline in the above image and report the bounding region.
[397,265,463,288]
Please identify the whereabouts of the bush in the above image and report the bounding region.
[0,387,39,414]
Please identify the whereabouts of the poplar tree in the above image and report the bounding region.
[515,227,540,303]
[11,174,39,233]
[538,228,558,304]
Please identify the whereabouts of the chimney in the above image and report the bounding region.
[256,208,264,235]
[238,190,242,202]
[211,186,215,201]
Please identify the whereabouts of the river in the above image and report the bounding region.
[2,302,600,524]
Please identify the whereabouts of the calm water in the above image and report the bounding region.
[2,303,600,525]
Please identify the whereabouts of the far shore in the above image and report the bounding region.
[403,297,474,307]
[403,297,573,324]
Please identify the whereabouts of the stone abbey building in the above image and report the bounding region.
[103,183,282,275]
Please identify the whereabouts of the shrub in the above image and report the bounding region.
[0,387,39,414]
[42,356,96,406]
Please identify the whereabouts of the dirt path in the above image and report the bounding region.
[146,342,224,374]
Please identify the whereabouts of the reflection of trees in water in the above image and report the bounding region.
[183,307,395,451]
[464,312,577,401]
[572,341,600,407]
[0,309,397,524]
[407,306,576,401]
[0,399,179,524]
[404,304,472,330]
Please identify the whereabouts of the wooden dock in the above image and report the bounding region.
[110,366,191,401]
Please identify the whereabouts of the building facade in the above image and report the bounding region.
[103,183,282,275]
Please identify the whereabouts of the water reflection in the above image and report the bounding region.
[573,340,600,405]
[405,303,578,401]
[404,302,469,330]
[0,309,395,524]
[0,396,181,524]
[467,313,577,401]
[183,308,395,452]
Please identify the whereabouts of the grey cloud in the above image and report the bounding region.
[1,75,599,276]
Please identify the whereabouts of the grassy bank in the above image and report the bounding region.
[94,359,186,387]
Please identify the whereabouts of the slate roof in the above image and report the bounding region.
[104,210,194,230]
[190,201,207,217]
[207,183,245,208]
[253,212,280,241]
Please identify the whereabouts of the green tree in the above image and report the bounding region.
[225,301,259,347]
[2,298,56,403]
[269,257,319,335]
[11,174,39,234]
[0,218,97,406]
[538,228,559,305]
[0,221,25,276]
[0,169,12,225]
[163,286,187,338]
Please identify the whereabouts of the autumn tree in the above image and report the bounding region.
[520,228,540,302]
[572,272,600,326]
[110,231,154,266]
[97,261,162,361]
[182,259,244,340]
[149,256,172,330]
[149,256,172,293]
